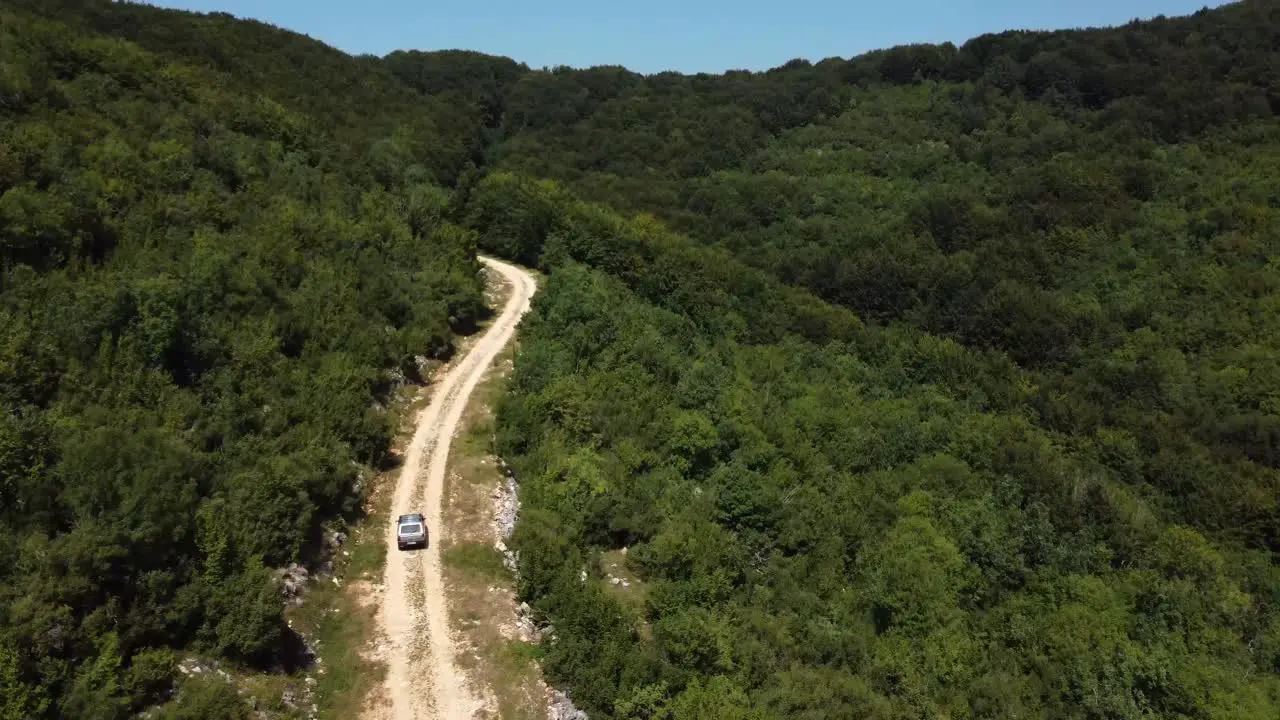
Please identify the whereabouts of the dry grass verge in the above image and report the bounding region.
[440,282,549,720]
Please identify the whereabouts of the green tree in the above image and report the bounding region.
[0,640,47,720]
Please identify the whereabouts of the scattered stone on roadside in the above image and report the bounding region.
[515,601,543,642]
[496,538,519,574]
[492,472,520,540]
[493,469,521,574]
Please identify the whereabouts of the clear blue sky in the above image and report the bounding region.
[148,0,1229,74]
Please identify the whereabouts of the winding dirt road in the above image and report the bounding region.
[373,256,536,720]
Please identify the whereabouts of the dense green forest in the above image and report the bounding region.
[4,0,1280,717]
[0,1,485,716]
[466,1,1280,717]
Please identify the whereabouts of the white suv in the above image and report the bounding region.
[397,513,426,550]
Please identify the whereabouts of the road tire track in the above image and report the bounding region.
[371,256,537,720]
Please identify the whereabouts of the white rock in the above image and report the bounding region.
[548,688,589,720]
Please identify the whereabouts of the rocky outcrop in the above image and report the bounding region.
[549,687,590,720]
[274,564,310,607]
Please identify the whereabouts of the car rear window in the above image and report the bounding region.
[400,523,422,535]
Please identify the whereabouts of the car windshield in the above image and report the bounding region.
[400,523,422,535]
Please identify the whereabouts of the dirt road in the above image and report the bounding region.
[373,256,536,720]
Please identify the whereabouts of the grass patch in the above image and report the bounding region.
[443,542,511,582]
[287,587,375,719]
[460,415,495,462]
[344,521,387,581]
[493,641,548,720]
[503,639,545,666]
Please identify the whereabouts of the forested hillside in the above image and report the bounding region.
[460,1,1280,718]
[0,2,485,716]
[5,0,496,187]
[4,0,1280,718]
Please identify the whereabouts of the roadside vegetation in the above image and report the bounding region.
[459,4,1280,715]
